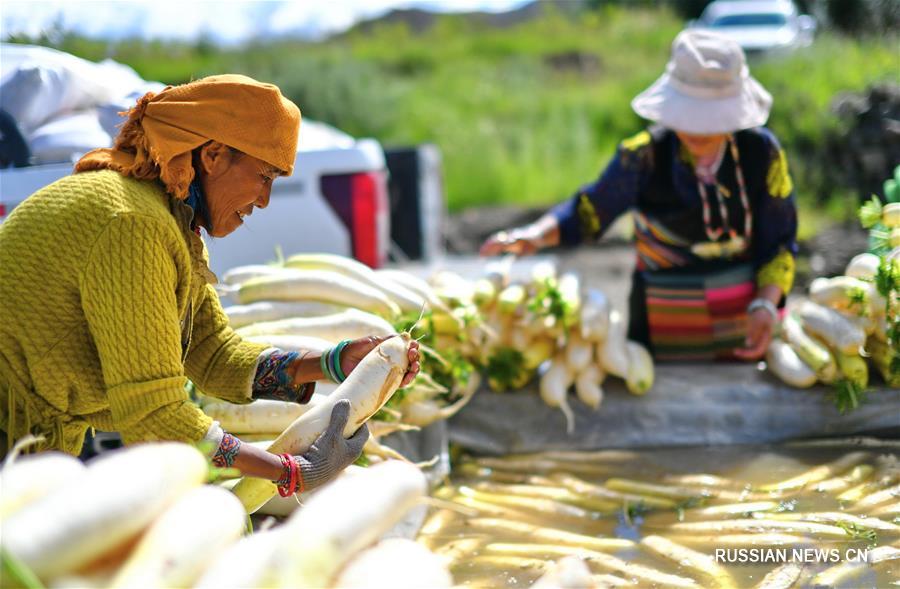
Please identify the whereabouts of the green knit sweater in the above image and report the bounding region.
[0,170,267,454]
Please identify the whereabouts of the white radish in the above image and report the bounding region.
[530,556,595,589]
[564,335,592,372]
[809,276,869,314]
[599,310,629,378]
[796,300,866,355]
[539,355,576,434]
[574,364,604,410]
[376,269,449,313]
[243,334,334,353]
[845,253,881,280]
[109,485,245,588]
[285,253,425,312]
[202,399,318,434]
[0,451,86,517]
[766,338,817,388]
[231,334,412,513]
[580,289,610,341]
[222,264,287,286]
[236,270,400,317]
[224,301,346,329]
[1,443,207,580]
[640,535,735,589]
[625,340,654,395]
[399,372,481,427]
[270,460,426,588]
[194,529,285,589]
[236,309,394,341]
[333,538,453,589]
[781,314,838,383]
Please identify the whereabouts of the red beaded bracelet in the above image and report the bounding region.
[276,453,297,497]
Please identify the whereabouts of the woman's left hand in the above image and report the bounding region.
[339,335,420,387]
[733,308,776,361]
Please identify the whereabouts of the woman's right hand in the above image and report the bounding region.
[479,226,544,257]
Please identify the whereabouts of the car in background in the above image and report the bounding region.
[690,0,816,54]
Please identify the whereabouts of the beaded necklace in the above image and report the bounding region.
[694,135,752,251]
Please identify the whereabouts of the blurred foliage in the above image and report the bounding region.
[4,4,898,219]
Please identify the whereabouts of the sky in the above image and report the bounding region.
[0,0,531,43]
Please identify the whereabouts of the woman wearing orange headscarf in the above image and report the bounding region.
[0,75,419,494]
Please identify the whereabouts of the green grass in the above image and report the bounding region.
[13,5,899,217]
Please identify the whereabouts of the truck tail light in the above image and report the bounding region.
[320,171,389,268]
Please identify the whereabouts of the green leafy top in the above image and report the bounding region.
[858,196,883,228]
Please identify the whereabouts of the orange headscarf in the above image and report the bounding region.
[75,74,301,199]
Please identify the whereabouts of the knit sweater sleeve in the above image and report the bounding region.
[80,214,212,445]
[184,283,268,404]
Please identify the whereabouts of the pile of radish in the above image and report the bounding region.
[215,253,478,441]
[419,259,654,433]
[766,165,900,408]
[0,443,446,588]
[217,252,655,437]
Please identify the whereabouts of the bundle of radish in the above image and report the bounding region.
[766,165,900,409]
[230,333,413,513]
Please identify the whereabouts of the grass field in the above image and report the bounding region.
[15,4,899,219]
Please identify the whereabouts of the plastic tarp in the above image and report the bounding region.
[449,363,900,455]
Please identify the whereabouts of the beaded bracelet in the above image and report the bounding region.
[276,453,297,497]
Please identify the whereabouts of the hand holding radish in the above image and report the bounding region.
[340,335,420,387]
[296,399,369,491]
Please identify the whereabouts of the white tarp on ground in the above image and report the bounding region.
[449,363,900,455]
[0,43,352,164]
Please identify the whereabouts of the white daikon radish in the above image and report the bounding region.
[376,269,450,313]
[845,253,881,280]
[766,338,817,388]
[285,253,425,312]
[202,399,318,434]
[624,340,654,395]
[640,535,735,589]
[236,270,400,317]
[237,309,394,341]
[243,334,334,352]
[399,372,482,427]
[796,300,866,355]
[110,485,245,588]
[781,314,838,383]
[225,301,346,329]
[231,334,412,513]
[271,460,426,588]
[530,556,594,589]
[753,563,803,589]
[333,538,452,589]
[574,364,604,410]
[1,443,207,580]
[540,355,576,434]
[809,276,869,314]
[564,335,592,372]
[580,289,611,341]
[222,264,287,286]
[0,451,86,517]
[194,528,285,589]
[599,310,629,378]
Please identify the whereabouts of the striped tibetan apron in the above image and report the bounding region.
[642,263,755,361]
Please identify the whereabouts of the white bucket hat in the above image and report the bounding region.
[631,29,773,135]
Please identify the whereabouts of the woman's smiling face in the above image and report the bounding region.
[195,141,283,237]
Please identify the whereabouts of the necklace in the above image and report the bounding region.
[694,136,752,248]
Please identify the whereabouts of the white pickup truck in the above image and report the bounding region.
[0,44,393,275]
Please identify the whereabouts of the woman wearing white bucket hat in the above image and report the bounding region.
[481,30,797,362]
